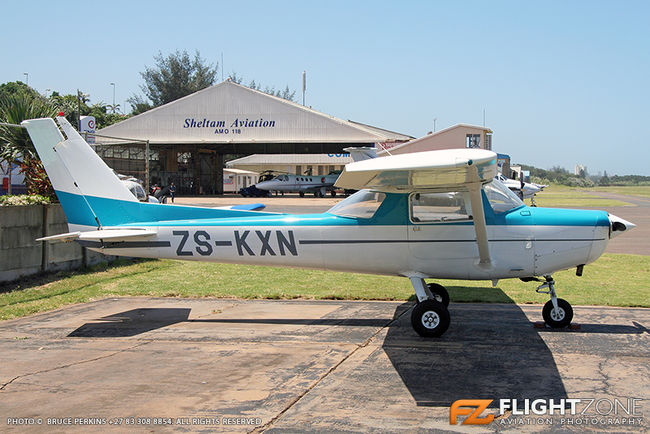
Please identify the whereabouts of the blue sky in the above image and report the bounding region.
[1,0,648,175]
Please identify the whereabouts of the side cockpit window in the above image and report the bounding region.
[327,190,386,219]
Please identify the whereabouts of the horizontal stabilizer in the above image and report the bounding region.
[216,203,266,211]
[37,228,157,243]
[335,149,497,193]
[36,232,82,242]
[79,228,157,241]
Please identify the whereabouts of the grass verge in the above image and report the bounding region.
[1,253,648,321]
[593,185,650,199]
[526,185,632,207]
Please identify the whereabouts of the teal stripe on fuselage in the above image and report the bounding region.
[56,190,609,228]
[55,190,282,227]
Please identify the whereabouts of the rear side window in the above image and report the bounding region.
[410,192,471,223]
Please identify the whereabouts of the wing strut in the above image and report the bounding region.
[466,163,492,267]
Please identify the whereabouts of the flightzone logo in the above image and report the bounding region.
[450,398,644,427]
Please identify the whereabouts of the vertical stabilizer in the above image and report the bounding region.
[22,117,137,230]
[343,146,378,162]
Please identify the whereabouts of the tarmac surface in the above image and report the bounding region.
[0,298,648,432]
[1,190,648,432]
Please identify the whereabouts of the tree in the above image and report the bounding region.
[599,171,610,186]
[229,72,296,102]
[107,102,121,114]
[128,50,218,111]
[0,81,41,101]
[126,95,152,115]
[48,92,126,129]
[0,92,57,198]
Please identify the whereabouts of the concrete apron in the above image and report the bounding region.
[0,298,648,432]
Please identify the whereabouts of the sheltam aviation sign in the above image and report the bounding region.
[183,117,276,135]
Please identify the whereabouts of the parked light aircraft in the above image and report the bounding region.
[496,173,546,201]
[255,172,340,197]
[24,117,635,337]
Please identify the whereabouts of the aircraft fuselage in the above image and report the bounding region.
[79,196,611,281]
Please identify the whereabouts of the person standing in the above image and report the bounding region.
[169,182,176,203]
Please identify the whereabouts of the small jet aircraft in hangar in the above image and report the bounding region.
[255,171,340,197]
[23,116,635,337]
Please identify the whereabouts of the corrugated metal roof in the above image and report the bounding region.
[97,81,413,145]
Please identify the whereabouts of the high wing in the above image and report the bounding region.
[335,149,497,192]
[335,148,497,266]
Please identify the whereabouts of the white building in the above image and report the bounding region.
[380,124,493,155]
[223,168,259,193]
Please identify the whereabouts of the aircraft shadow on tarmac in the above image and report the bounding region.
[381,295,570,408]
[67,297,646,408]
[381,293,641,407]
[68,308,192,337]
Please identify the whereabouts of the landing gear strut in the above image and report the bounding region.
[409,277,450,337]
[536,275,573,328]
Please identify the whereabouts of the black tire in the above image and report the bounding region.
[427,283,450,307]
[542,299,573,328]
[411,300,450,337]
[299,191,305,198]
[330,190,337,197]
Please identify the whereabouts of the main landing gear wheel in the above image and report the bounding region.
[411,300,450,337]
[427,283,450,307]
[542,298,573,328]
[299,191,305,197]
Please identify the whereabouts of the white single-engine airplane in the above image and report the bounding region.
[496,173,546,201]
[24,117,635,337]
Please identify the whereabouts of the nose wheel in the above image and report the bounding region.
[536,275,573,328]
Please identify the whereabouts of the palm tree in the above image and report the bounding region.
[107,103,121,114]
[0,93,57,197]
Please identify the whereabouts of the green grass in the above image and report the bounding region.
[526,185,633,207]
[1,254,648,321]
[593,185,650,199]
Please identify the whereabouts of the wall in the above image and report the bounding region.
[0,204,117,282]
[386,126,492,155]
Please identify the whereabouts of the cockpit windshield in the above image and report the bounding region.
[125,181,147,202]
[327,190,386,218]
[484,179,525,213]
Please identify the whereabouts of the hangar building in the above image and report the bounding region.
[95,80,412,195]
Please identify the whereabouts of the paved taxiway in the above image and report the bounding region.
[0,298,648,432]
